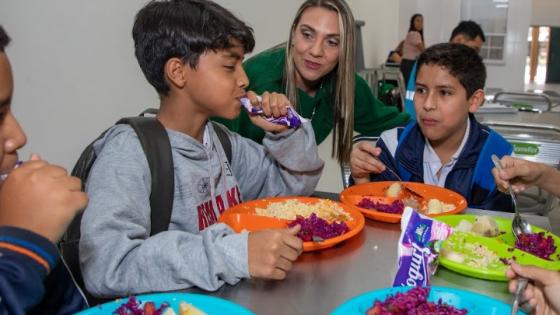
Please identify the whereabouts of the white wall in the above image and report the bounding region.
[1,1,157,169]
[531,0,560,27]
[350,0,400,69]
[485,0,531,92]
[217,0,302,56]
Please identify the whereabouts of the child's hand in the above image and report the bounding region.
[0,157,88,243]
[506,263,560,315]
[247,225,303,280]
[350,141,386,184]
[492,156,544,194]
[245,91,290,133]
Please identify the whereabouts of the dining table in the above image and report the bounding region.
[184,191,556,315]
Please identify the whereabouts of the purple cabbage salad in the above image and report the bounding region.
[365,287,467,315]
[515,232,557,260]
[357,198,405,214]
[288,213,349,242]
[113,296,169,315]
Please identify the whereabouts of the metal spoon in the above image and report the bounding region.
[491,155,533,240]
[511,277,529,315]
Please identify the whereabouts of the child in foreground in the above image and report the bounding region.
[79,0,323,298]
[0,25,88,314]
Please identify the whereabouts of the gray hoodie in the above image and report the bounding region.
[79,121,323,297]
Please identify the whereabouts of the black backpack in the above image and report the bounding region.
[59,109,231,305]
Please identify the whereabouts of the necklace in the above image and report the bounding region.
[310,101,319,121]
[309,80,324,121]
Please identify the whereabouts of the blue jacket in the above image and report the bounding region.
[371,115,513,212]
[0,227,86,315]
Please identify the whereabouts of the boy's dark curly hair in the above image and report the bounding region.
[133,0,255,95]
[417,43,486,99]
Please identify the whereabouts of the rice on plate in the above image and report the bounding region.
[255,199,352,222]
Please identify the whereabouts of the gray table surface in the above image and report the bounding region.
[185,192,553,315]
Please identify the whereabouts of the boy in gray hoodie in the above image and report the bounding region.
[79,0,324,298]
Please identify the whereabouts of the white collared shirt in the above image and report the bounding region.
[423,118,471,187]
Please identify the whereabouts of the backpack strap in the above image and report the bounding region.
[470,129,513,194]
[117,116,174,236]
[212,121,232,164]
[60,112,175,306]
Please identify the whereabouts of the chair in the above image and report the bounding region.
[358,67,407,111]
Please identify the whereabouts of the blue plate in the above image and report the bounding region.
[331,286,526,315]
[76,293,255,315]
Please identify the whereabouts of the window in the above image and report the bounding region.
[462,0,508,63]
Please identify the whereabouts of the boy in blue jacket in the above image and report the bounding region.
[350,43,512,211]
[0,25,89,314]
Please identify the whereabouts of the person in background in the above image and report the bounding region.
[403,20,485,117]
[350,43,513,212]
[80,0,323,299]
[400,14,425,84]
[493,156,560,314]
[214,0,410,164]
[0,25,89,315]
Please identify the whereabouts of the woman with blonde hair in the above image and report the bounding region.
[216,0,409,163]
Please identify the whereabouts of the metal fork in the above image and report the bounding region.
[383,167,425,200]
[384,166,403,182]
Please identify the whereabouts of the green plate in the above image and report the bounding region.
[435,214,560,281]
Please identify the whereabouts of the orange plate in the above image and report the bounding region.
[218,196,365,252]
[340,181,467,223]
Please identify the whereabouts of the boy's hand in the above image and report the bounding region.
[247,225,303,280]
[0,157,88,243]
[350,141,386,184]
[507,263,560,315]
[245,91,289,133]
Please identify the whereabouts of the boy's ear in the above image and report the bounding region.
[467,89,485,113]
[164,57,187,89]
